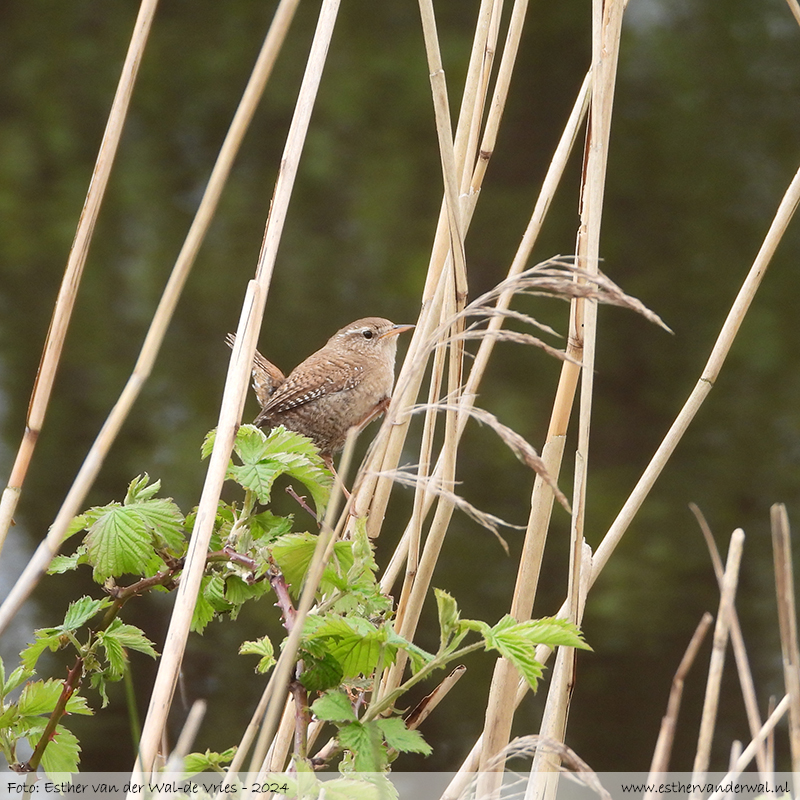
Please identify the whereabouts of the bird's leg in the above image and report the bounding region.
[322,454,352,502]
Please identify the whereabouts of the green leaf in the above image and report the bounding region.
[376,717,432,755]
[239,637,275,674]
[191,578,218,634]
[183,747,237,775]
[4,664,35,695]
[131,498,185,554]
[64,513,90,539]
[97,620,157,678]
[48,545,89,575]
[36,723,82,777]
[249,510,293,542]
[17,680,92,717]
[338,721,387,773]
[384,626,435,674]
[223,575,267,606]
[298,650,344,693]
[85,504,153,581]
[233,424,270,463]
[305,616,392,679]
[310,690,356,723]
[321,777,397,800]
[20,630,64,672]
[63,596,111,631]
[482,616,588,691]
[434,588,460,649]
[124,474,161,504]
[271,533,355,598]
[201,428,217,460]
[229,461,284,505]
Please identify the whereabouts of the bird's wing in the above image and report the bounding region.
[225,332,285,407]
[255,352,365,418]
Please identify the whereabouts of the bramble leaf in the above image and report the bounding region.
[63,596,111,631]
[338,721,387,772]
[482,616,589,690]
[17,680,92,717]
[239,637,275,674]
[37,724,82,776]
[183,747,237,775]
[85,505,152,581]
[376,717,432,756]
[271,533,355,598]
[310,690,356,723]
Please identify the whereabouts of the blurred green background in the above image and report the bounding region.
[2,0,800,774]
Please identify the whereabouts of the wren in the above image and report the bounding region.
[241,318,413,462]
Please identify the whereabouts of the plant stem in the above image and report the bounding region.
[21,657,83,772]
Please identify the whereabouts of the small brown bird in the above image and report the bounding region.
[234,318,413,465]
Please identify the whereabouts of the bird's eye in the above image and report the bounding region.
[362,329,374,340]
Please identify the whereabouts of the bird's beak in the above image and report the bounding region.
[379,324,415,340]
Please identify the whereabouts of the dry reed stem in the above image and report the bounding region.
[445,157,800,797]
[405,665,467,731]
[706,694,790,800]
[353,0,516,538]
[0,0,159,558]
[0,0,302,638]
[133,0,343,777]
[690,529,744,795]
[481,1,626,784]
[163,699,207,772]
[770,503,800,780]
[589,159,800,585]
[766,695,777,780]
[646,612,713,791]
[785,0,800,27]
[691,503,766,774]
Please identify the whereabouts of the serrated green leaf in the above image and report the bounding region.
[62,514,89,543]
[131,498,185,554]
[271,533,355,599]
[223,575,267,606]
[63,596,111,631]
[305,616,394,679]
[36,723,82,777]
[0,703,19,728]
[4,664,35,695]
[298,650,344,693]
[239,637,275,674]
[383,627,435,675]
[233,424,270,463]
[376,717,432,755]
[183,747,237,776]
[503,616,591,651]
[338,721,387,772]
[17,680,92,717]
[125,474,161,505]
[85,504,154,581]
[481,615,588,692]
[201,429,217,460]
[20,629,66,672]
[434,589,460,649]
[48,546,89,575]
[310,690,356,723]
[229,461,284,505]
[97,620,157,679]
[249,510,293,542]
[191,578,218,634]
